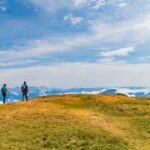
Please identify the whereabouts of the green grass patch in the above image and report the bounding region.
[0,110,130,150]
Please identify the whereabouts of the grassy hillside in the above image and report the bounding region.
[0,94,150,150]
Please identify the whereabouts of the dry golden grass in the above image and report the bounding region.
[0,94,150,150]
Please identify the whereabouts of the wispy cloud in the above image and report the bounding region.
[100,47,135,57]
[27,0,71,12]
[64,14,83,26]
[28,0,128,12]
[138,56,150,63]
[0,0,7,12]
[0,13,150,66]
[90,14,150,45]
[117,2,127,8]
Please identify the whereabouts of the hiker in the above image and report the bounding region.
[21,81,28,101]
[1,84,8,104]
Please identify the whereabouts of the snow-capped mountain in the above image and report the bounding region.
[1,87,150,103]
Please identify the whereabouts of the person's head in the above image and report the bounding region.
[4,84,6,87]
[24,81,26,85]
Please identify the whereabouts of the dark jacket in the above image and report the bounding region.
[21,84,28,93]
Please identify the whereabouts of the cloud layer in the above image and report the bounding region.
[1,62,150,88]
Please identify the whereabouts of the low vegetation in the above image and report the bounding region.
[0,94,150,150]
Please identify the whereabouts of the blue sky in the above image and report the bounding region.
[0,0,150,88]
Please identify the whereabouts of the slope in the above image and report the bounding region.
[0,94,150,150]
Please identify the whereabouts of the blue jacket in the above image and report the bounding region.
[1,86,7,94]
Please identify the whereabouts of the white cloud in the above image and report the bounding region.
[100,47,135,57]
[93,0,106,9]
[0,6,6,11]
[98,57,115,63]
[0,34,91,66]
[73,0,106,9]
[64,14,83,25]
[90,14,150,45]
[1,62,150,88]
[73,0,87,7]
[28,0,71,12]
[117,2,127,8]
[38,0,130,11]
[0,13,150,67]
[28,0,107,12]
[1,1,150,67]
[138,56,150,62]
[0,0,7,12]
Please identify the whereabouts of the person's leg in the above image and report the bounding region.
[22,93,24,101]
[3,96,4,104]
[3,94,6,104]
[25,93,28,101]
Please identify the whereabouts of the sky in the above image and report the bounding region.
[0,0,150,88]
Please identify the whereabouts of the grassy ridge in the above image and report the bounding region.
[0,94,150,150]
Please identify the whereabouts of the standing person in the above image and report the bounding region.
[1,84,8,104]
[21,81,28,101]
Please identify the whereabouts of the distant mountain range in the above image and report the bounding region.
[1,87,150,103]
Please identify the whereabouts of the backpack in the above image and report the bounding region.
[21,85,28,93]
